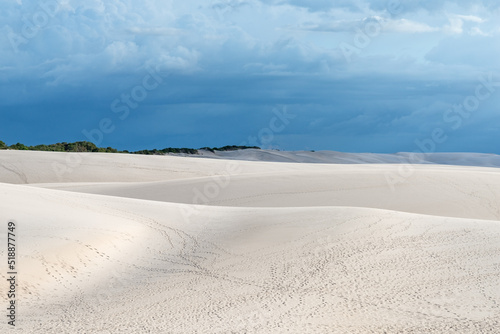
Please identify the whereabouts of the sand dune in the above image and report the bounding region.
[3,149,500,185]
[1,150,500,333]
[0,150,290,184]
[189,149,500,168]
[33,166,500,221]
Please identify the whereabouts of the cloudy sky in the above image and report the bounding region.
[1,0,499,152]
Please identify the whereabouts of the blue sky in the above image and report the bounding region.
[1,0,500,152]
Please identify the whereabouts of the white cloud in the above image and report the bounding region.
[384,19,438,33]
[444,14,485,35]
[1,0,499,92]
[456,14,484,23]
[126,27,183,36]
[470,26,488,36]
[444,17,464,34]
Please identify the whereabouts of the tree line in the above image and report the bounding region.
[0,140,259,155]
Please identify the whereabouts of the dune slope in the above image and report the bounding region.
[1,184,500,333]
[0,151,500,333]
[32,166,500,221]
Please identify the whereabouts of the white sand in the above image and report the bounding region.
[1,150,500,333]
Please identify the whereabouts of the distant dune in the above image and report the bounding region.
[190,148,500,167]
[1,150,499,333]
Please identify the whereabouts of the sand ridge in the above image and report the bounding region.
[1,150,500,333]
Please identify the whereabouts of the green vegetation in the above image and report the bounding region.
[0,140,260,155]
[133,147,199,155]
[31,141,118,153]
[7,143,29,150]
[131,145,259,155]
[199,145,260,152]
[0,141,118,153]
